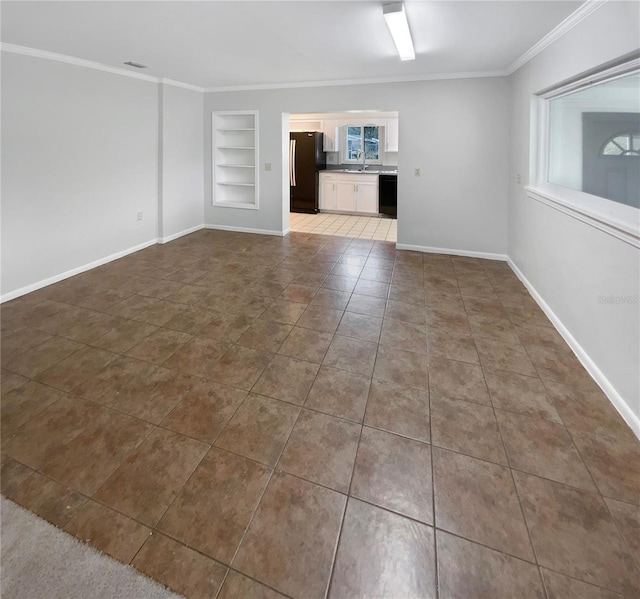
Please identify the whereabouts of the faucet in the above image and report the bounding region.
[357,149,368,171]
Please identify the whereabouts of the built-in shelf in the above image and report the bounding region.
[212,110,259,210]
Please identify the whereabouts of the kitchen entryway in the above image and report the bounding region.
[290,212,397,241]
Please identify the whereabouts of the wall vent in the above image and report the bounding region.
[123,61,150,69]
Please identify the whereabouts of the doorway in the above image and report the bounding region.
[283,111,399,242]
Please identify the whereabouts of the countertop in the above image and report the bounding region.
[321,169,398,175]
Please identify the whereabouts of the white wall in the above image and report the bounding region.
[1,52,159,297]
[509,1,640,426]
[204,77,510,256]
[159,83,204,241]
[1,53,206,299]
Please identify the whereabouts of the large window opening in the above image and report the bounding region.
[529,55,640,247]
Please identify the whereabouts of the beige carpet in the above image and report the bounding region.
[1,497,181,599]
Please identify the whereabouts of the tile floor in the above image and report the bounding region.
[1,229,639,599]
[290,211,397,241]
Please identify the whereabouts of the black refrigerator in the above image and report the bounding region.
[290,131,326,213]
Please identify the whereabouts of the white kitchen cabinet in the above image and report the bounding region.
[356,181,379,214]
[319,178,337,210]
[385,118,399,152]
[322,121,340,152]
[319,172,379,214]
[336,182,357,212]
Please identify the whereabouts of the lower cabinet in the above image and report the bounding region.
[319,173,379,214]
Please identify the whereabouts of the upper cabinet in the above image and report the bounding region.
[212,110,259,210]
[385,118,399,152]
[322,121,340,152]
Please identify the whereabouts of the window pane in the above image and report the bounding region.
[364,126,379,160]
[347,126,362,161]
[547,72,640,208]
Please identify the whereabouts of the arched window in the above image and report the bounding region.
[601,132,640,156]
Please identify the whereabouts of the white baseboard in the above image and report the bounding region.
[0,238,158,304]
[396,243,508,262]
[159,224,205,244]
[508,258,640,440]
[282,227,291,236]
[204,224,287,237]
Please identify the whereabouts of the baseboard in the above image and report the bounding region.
[204,224,287,237]
[282,227,291,236]
[507,258,640,439]
[396,243,508,262]
[0,238,158,304]
[159,224,205,244]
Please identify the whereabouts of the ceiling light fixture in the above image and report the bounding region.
[383,2,415,61]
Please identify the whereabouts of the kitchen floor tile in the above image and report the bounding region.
[125,328,192,364]
[215,394,300,466]
[604,497,640,565]
[364,379,430,442]
[570,431,640,504]
[207,345,273,390]
[540,569,622,599]
[278,409,360,493]
[433,447,534,560]
[305,366,371,422]
[162,336,231,379]
[161,379,248,443]
[514,471,639,595]
[373,346,429,390]
[323,335,378,377]
[252,354,319,405]
[278,326,333,364]
[217,572,287,599]
[379,319,428,353]
[132,532,227,598]
[9,471,87,528]
[485,369,562,422]
[496,409,597,491]
[336,311,382,343]
[95,427,209,527]
[64,500,151,564]
[158,447,271,564]
[297,305,344,334]
[431,394,507,464]
[233,472,346,599]
[429,357,490,404]
[436,530,545,599]
[237,320,293,353]
[330,498,436,599]
[351,426,433,523]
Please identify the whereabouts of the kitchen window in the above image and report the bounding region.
[343,125,382,164]
[528,56,640,248]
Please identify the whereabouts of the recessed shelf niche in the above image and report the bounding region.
[212,110,259,209]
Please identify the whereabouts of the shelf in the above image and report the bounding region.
[213,110,259,209]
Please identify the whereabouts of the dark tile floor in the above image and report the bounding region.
[1,229,639,599]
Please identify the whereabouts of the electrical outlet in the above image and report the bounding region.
[137,212,143,221]
[415,168,421,177]
[264,163,272,171]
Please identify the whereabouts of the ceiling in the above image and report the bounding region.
[2,1,584,89]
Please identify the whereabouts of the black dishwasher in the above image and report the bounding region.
[379,174,397,217]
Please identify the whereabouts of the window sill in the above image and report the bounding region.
[525,184,640,248]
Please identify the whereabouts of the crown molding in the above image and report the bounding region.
[2,1,609,93]
[0,43,205,92]
[507,0,609,75]
[203,70,509,93]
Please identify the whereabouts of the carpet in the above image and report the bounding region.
[1,497,181,599]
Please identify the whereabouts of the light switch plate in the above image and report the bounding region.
[265,163,272,171]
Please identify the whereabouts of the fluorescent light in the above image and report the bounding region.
[383,2,415,61]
